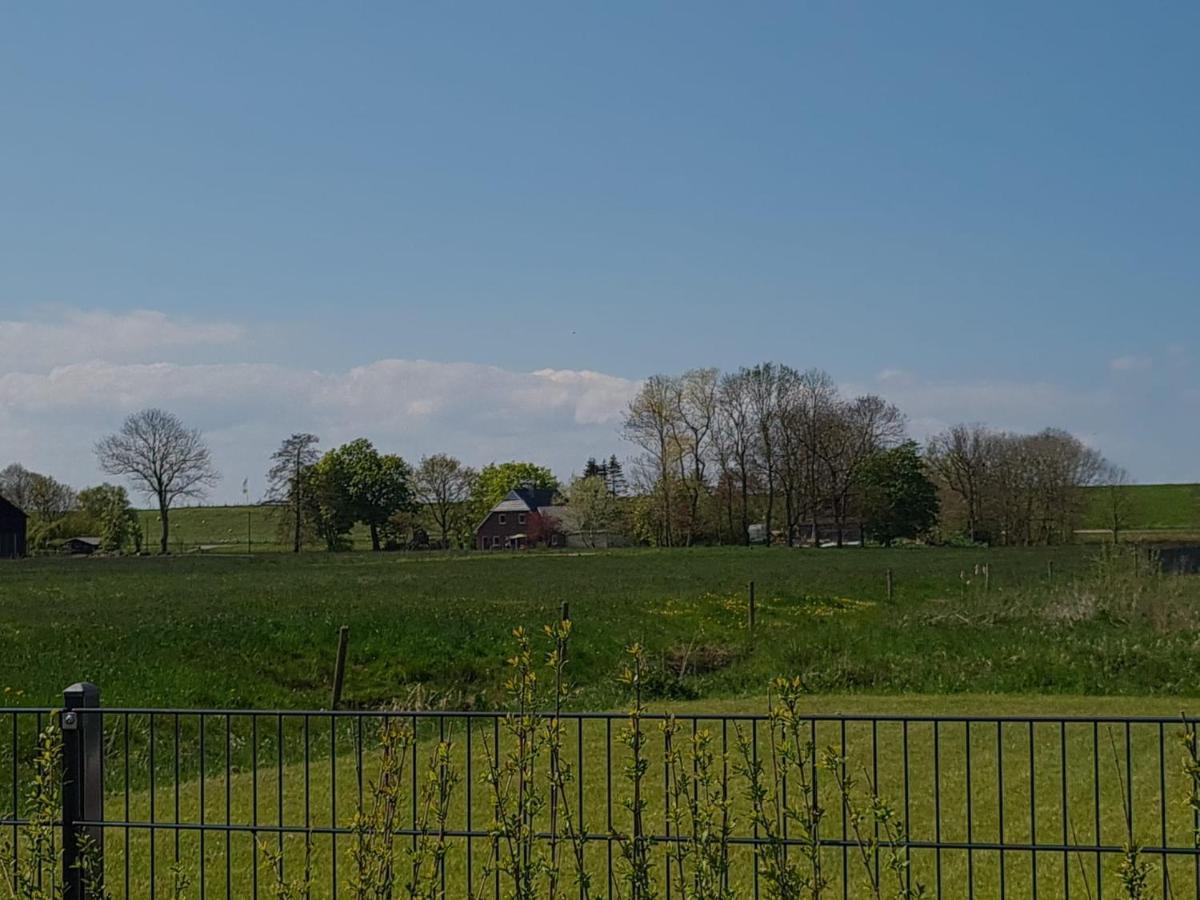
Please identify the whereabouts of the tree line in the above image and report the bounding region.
[2,383,1127,554]
[622,363,1121,547]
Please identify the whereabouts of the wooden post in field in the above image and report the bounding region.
[1047,560,1055,581]
[748,581,756,634]
[984,564,991,592]
[885,568,894,602]
[330,625,350,710]
[561,600,570,623]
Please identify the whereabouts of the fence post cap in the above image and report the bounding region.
[63,682,100,707]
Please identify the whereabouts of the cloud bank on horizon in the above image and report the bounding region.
[0,307,1193,503]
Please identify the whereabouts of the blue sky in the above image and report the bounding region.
[2,3,1198,499]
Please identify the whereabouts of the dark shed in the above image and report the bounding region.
[0,495,27,558]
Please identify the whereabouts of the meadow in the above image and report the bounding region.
[0,544,1197,711]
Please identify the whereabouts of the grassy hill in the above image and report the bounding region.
[1081,482,1200,535]
[136,504,375,552]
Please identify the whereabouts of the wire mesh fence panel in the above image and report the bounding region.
[3,704,1200,898]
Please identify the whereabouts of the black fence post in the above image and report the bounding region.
[62,682,103,899]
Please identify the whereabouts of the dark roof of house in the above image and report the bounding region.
[492,487,557,513]
[0,495,27,521]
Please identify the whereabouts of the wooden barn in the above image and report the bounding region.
[0,495,27,558]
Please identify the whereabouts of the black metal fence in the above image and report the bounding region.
[5,684,1200,898]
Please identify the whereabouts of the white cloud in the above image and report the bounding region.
[0,356,641,502]
[0,307,244,371]
[1109,354,1152,373]
[3,308,1197,499]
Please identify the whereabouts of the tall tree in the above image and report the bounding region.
[675,368,719,545]
[266,433,321,553]
[95,408,219,553]
[716,370,756,545]
[926,424,996,543]
[605,455,626,497]
[0,464,37,509]
[818,395,905,545]
[566,474,618,547]
[623,375,680,546]
[414,454,477,549]
[745,363,784,544]
[323,439,414,552]
[858,441,940,546]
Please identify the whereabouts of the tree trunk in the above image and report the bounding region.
[292,481,302,553]
[739,470,749,546]
[158,497,170,555]
[370,522,381,552]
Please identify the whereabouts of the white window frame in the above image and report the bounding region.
[498,513,507,525]
[518,513,526,525]
[492,535,500,549]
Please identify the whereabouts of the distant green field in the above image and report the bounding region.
[136,504,376,552]
[1080,482,1200,537]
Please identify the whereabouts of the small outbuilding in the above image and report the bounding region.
[0,495,28,558]
[61,537,102,556]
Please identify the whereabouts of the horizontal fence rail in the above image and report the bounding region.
[3,688,1200,898]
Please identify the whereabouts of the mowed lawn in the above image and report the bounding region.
[48,694,1200,899]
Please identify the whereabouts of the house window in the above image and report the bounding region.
[518,513,526,525]
[492,536,500,549]
[498,513,507,525]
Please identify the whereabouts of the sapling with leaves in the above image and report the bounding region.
[407,737,460,899]
[734,677,827,898]
[662,716,735,899]
[348,718,414,898]
[614,643,657,900]
[0,724,64,900]
[819,750,926,900]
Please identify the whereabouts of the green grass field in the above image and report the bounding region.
[1,545,1196,711]
[6,546,1200,896]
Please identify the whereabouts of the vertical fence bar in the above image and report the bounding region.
[61,682,103,900]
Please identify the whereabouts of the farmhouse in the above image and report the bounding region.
[475,488,565,550]
[0,495,27,558]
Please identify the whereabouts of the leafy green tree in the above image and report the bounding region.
[469,461,558,522]
[322,439,414,551]
[566,474,617,547]
[77,483,136,552]
[858,441,940,546]
[300,460,356,551]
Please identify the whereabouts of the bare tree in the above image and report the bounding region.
[1100,463,1133,543]
[716,370,756,545]
[623,375,680,547]
[266,433,321,553]
[818,395,905,545]
[926,424,995,542]
[745,363,784,544]
[0,464,37,509]
[0,464,75,520]
[414,454,477,549]
[95,408,219,554]
[675,368,719,545]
